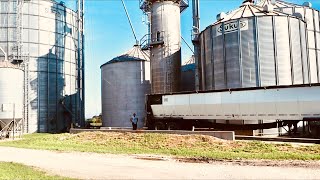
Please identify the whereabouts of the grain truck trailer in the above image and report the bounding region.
[145,84,320,133]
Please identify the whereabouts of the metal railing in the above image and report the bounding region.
[0,119,23,139]
[140,31,165,49]
[140,34,150,50]
[140,0,189,13]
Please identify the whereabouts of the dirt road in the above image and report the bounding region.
[0,147,319,179]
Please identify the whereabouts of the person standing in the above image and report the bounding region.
[130,113,138,130]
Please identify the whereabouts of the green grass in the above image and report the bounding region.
[0,162,74,180]
[0,132,320,161]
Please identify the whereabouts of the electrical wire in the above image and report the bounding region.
[181,36,194,53]
[121,0,139,44]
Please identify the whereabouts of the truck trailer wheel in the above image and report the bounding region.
[154,122,165,130]
[167,122,180,130]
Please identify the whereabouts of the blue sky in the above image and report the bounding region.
[74,0,320,118]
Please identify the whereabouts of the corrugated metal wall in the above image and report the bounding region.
[150,1,181,94]
[277,5,320,84]
[0,0,83,133]
[212,27,225,90]
[181,63,195,92]
[199,15,308,91]
[101,60,151,128]
[0,65,23,122]
[258,16,276,87]
[241,18,257,88]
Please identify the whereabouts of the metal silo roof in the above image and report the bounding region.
[101,45,150,68]
[182,56,195,72]
[213,1,291,26]
[257,0,305,8]
[181,63,195,72]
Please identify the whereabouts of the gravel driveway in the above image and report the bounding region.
[0,147,319,179]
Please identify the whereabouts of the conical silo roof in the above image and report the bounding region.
[101,45,150,67]
[257,0,306,8]
[213,1,290,25]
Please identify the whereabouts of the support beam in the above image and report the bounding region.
[77,0,85,127]
[192,0,200,90]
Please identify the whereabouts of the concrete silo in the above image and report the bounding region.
[140,0,188,94]
[101,46,151,128]
[0,0,84,133]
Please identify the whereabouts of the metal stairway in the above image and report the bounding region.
[139,0,189,50]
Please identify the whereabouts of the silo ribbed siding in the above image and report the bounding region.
[276,4,320,84]
[199,13,308,90]
[150,1,181,94]
[100,46,151,129]
[0,1,82,133]
[197,2,310,136]
[0,63,23,127]
[181,63,196,92]
[101,60,151,129]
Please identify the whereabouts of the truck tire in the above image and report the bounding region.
[154,122,165,130]
[167,122,179,130]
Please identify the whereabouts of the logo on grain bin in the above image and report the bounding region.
[216,20,248,36]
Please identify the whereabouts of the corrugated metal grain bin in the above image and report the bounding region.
[197,1,306,136]
[0,61,23,129]
[149,0,181,94]
[0,0,84,133]
[101,46,151,128]
[199,1,308,91]
[181,63,195,92]
[259,0,320,84]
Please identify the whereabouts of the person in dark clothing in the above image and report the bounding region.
[130,113,138,130]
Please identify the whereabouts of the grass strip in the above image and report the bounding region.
[0,132,319,160]
[0,162,74,180]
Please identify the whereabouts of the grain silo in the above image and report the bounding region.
[181,57,196,92]
[258,0,320,84]
[140,0,188,94]
[199,1,308,91]
[0,61,23,136]
[197,0,309,136]
[101,45,151,128]
[0,0,84,133]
